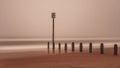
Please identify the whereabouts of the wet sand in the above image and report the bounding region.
[0,48,120,68]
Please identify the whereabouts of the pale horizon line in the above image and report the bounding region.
[0,37,120,42]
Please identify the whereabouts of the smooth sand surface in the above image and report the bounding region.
[0,48,120,68]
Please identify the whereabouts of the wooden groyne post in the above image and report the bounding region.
[53,42,55,53]
[89,42,92,53]
[65,43,67,53]
[48,42,50,54]
[80,42,83,52]
[58,43,61,53]
[72,42,75,52]
[100,43,104,54]
[114,44,118,56]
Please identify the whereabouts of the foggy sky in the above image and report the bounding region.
[0,0,120,38]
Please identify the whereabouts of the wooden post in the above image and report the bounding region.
[100,43,104,54]
[48,42,50,54]
[114,44,118,56]
[58,43,61,53]
[72,42,75,52]
[65,43,67,53]
[89,42,92,53]
[51,12,56,54]
[80,42,83,52]
[53,42,55,53]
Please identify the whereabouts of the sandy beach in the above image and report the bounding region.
[0,47,119,68]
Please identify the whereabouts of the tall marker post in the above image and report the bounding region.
[51,12,56,53]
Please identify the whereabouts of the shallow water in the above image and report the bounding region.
[0,42,119,53]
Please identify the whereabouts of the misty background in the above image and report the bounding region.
[0,0,120,39]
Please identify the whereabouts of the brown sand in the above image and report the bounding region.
[0,48,120,68]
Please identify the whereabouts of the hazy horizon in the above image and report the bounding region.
[0,0,120,38]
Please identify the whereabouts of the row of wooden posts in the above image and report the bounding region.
[48,42,118,56]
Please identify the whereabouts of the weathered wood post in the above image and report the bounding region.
[58,43,61,53]
[53,42,55,53]
[80,42,83,52]
[100,43,104,54]
[65,43,67,53]
[51,12,56,54]
[114,44,118,56]
[48,42,50,54]
[89,42,92,53]
[72,42,75,52]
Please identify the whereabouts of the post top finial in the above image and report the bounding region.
[51,12,56,18]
